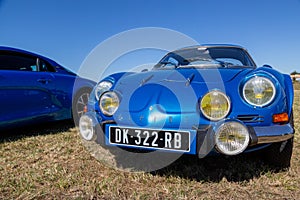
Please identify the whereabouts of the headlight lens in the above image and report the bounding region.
[99,91,119,116]
[95,81,113,100]
[79,115,96,141]
[243,76,276,107]
[215,121,250,155]
[200,90,231,121]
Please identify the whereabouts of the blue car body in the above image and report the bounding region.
[0,46,95,129]
[80,45,294,168]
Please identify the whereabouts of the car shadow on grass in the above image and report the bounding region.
[151,152,277,182]
[0,120,75,143]
[83,140,280,183]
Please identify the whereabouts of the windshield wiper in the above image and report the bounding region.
[213,60,229,68]
[177,64,222,69]
[213,59,242,68]
[159,61,179,68]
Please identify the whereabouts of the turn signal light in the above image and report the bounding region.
[273,112,289,123]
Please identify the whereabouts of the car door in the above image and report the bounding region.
[0,52,55,124]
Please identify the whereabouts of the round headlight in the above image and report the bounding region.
[95,81,113,100]
[79,115,96,141]
[215,121,250,155]
[99,91,119,116]
[243,76,276,107]
[200,90,231,121]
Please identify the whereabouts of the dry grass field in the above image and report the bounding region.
[0,85,299,199]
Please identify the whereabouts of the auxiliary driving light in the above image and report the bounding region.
[215,121,250,155]
[200,90,231,121]
[99,91,120,116]
[79,115,96,141]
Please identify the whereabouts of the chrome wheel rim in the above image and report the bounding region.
[76,92,90,118]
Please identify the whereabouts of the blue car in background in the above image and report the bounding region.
[0,46,95,129]
[79,45,294,168]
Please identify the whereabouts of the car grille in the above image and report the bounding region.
[237,115,264,123]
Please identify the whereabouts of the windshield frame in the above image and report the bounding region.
[153,46,257,70]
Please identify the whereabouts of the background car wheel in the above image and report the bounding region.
[73,87,92,126]
[263,111,294,169]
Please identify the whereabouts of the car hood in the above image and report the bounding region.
[113,68,249,113]
[117,68,245,85]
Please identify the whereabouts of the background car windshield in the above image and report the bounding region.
[154,47,256,69]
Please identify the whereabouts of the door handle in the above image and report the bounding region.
[37,79,51,84]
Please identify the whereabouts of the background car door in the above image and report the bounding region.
[0,52,54,124]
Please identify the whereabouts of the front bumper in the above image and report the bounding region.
[252,125,294,144]
[80,112,294,157]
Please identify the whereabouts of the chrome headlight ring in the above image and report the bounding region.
[99,91,120,116]
[79,115,96,141]
[95,81,113,101]
[214,120,250,155]
[200,90,231,121]
[242,76,276,107]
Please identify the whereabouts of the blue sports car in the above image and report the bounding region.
[79,44,294,168]
[0,46,95,129]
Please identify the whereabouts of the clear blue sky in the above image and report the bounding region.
[1,0,300,78]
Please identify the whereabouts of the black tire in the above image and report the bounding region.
[264,137,293,169]
[263,111,294,169]
[72,87,92,126]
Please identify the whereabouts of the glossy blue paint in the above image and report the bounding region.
[84,45,294,156]
[0,46,95,129]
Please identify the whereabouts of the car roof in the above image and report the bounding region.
[173,44,248,52]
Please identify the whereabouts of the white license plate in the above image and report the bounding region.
[108,126,190,152]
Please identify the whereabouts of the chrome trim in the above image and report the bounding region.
[242,76,276,107]
[254,124,294,144]
[257,134,294,144]
[200,90,231,121]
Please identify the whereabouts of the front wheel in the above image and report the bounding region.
[263,137,294,169]
[72,88,92,126]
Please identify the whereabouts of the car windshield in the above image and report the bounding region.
[153,47,256,70]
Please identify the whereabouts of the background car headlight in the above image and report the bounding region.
[215,121,250,155]
[200,90,231,121]
[243,76,276,107]
[99,91,119,116]
[95,81,113,100]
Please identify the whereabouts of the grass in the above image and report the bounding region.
[293,81,300,90]
[0,89,299,199]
